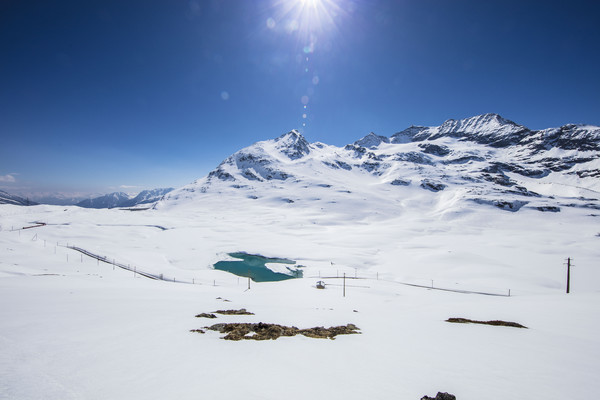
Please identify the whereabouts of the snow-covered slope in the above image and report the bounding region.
[0,190,37,206]
[122,188,174,207]
[158,114,600,216]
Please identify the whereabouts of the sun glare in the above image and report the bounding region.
[266,0,348,132]
[273,0,344,38]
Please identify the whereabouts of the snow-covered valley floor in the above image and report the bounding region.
[1,202,599,399]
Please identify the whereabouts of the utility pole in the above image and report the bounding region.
[343,273,346,297]
[566,257,572,294]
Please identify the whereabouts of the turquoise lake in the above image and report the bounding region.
[213,252,303,282]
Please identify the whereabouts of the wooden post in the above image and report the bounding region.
[343,273,346,297]
[566,257,571,294]
[248,276,251,290]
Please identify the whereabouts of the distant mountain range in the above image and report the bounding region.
[76,188,174,209]
[0,188,173,208]
[0,190,37,206]
[158,113,599,216]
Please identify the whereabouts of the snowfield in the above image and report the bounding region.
[1,199,599,400]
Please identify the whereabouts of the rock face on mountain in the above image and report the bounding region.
[159,114,600,216]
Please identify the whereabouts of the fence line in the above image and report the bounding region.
[62,244,206,285]
[8,227,512,296]
[309,275,511,297]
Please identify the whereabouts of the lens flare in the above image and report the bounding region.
[273,0,344,41]
[267,0,348,132]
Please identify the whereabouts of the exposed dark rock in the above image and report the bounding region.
[344,144,367,158]
[472,199,528,212]
[421,392,457,400]
[418,143,451,157]
[204,322,361,341]
[195,313,217,319]
[208,168,235,181]
[391,179,411,186]
[420,180,447,192]
[511,186,541,197]
[394,152,434,165]
[480,173,514,187]
[535,206,560,212]
[242,169,262,181]
[443,155,486,164]
[573,169,600,178]
[484,162,549,178]
[323,160,353,170]
[214,309,254,315]
[522,124,600,152]
[361,161,381,172]
[336,160,352,170]
[446,317,527,329]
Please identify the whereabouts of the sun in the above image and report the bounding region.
[273,0,344,39]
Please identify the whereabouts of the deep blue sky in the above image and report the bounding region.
[1,0,599,196]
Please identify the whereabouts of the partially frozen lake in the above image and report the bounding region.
[213,252,303,282]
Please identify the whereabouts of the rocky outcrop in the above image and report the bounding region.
[421,392,456,400]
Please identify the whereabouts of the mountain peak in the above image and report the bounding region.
[439,113,521,132]
[429,113,530,147]
[274,130,310,160]
[276,129,303,141]
[354,132,390,148]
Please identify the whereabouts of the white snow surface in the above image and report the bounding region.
[2,115,600,399]
[1,198,599,400]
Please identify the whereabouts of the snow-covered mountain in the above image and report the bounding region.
[122,188,175,207]
[159,114,599,216]
[77,188,173,209]
[76,192,131,209]
[28,193,88,206]
[0,190,37,206]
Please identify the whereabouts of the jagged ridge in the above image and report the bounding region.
[159,114,600,215]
